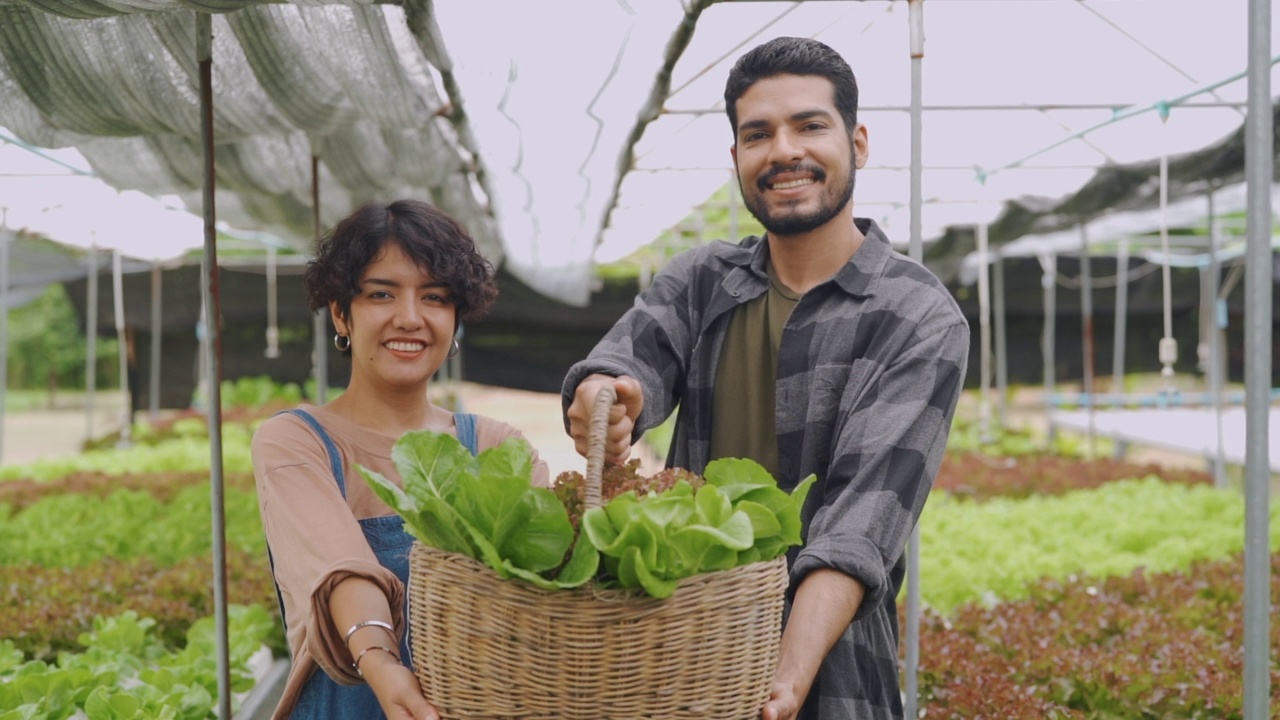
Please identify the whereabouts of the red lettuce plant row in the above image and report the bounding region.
[0,471,255,512]
[1,548,281,661]
[3,453,1212,514]
[933,451,1213,501]
[3,450,1222,528]
[911,551,1279,718]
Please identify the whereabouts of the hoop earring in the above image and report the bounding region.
[446,338,460,359]
[334,334,351,352]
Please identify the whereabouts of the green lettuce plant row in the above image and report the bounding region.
[361,431,814,598]
[0,429,255,484]
[0,606,276,720]
[917,476,1280,614]
[0,485,265,568]
[945,416,1110,459]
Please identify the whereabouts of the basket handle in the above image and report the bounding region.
[583,382,618,510]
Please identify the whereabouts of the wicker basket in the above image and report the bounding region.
[405,385,789,719]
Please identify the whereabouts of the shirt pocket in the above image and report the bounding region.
[810,360,877,418]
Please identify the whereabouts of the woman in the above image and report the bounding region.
[252,199,549,719]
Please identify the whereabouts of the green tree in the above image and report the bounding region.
[7,283,118,391]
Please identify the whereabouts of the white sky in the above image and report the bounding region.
[0,139,202,261]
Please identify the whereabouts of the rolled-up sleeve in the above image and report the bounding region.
[252,415,405,684]
[306,561,405,684]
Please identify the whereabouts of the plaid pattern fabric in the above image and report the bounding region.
[563,219,969,719]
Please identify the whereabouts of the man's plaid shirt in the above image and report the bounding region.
[563,218,969,719]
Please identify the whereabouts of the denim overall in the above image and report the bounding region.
[275,409,479,719]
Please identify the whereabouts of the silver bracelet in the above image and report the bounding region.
[344,619,395,646]
[353,645,400,679]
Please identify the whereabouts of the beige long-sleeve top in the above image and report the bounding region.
[251,404,549,719]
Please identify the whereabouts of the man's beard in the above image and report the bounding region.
[739,156,856,236]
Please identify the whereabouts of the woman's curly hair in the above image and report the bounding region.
[303,199,499,334]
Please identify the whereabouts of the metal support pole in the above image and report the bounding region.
[728,168,739,243]
[992,249,1008,429]
[196,296,208,413]
[265,246,280,359]
[1207,201,1226,489]
[112,249,131,447]
[442,323,464,412]
[313,312,328,404]
[0,221,8,463]
[1198,267,1212,380]
[311,154,328,405]
[196,13,231,719]
[1243,0,1272,715]
[149,263,162,422]
[904,3,924,717]
[977,223,992,442]
[1079,224,1095,458]
[86,244,99,442]
[1112,240,1129,406]
[1158,154,1178,391]
[1041,253,1057,444]
[907,3,924,266]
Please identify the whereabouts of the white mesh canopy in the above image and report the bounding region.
[0,0,522,291]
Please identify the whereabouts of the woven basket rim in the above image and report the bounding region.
[409,540,787,600]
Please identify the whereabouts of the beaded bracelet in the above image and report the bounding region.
[344,619,395,646]
[353,645,400,679]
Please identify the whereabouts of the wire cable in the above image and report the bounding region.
[1076,0,1245,119]
[496,61,539,251]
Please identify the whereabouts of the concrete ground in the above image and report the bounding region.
[0,383,663,479]
[446,381,663,480]
[963,382,1280,491]
[0,391,132,467]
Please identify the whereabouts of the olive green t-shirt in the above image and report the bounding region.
[709,262,800,478]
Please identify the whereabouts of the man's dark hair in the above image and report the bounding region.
[303,199,498,342]
[724,36,859,138]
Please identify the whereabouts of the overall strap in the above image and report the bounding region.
[282,408,348,497]
[454,413,479,456]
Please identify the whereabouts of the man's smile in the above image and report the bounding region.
[759,165,825,192]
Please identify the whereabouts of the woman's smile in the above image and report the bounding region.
[384,339,427,355]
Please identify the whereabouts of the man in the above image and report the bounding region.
[563,37,968,720]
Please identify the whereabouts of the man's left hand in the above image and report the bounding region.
[760,680,800,720]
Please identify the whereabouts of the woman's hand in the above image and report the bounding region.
[362,650,440,720]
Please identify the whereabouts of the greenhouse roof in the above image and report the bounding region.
[0,0,1277,305]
